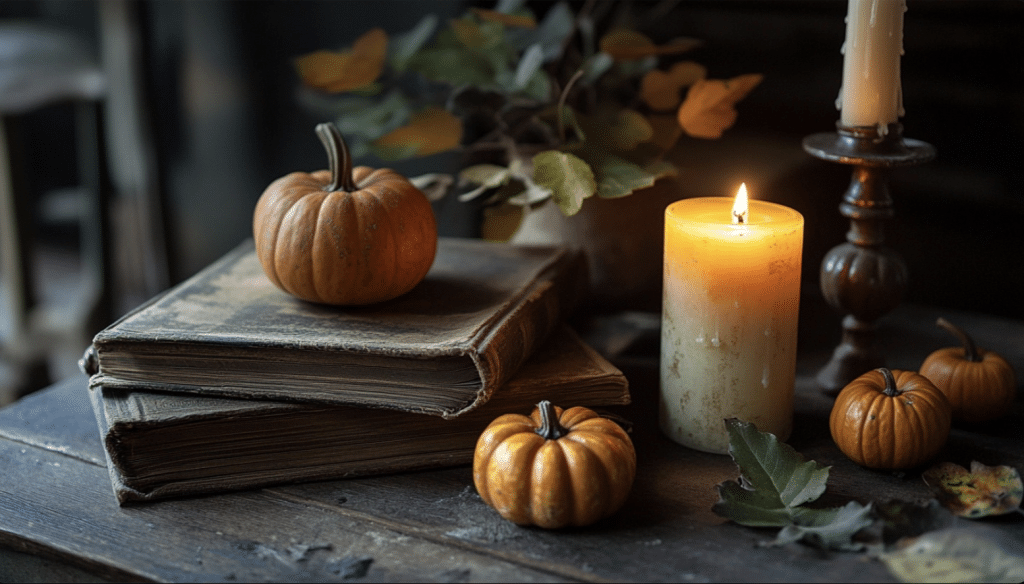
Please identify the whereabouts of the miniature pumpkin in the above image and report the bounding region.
[473,400,636,529]
[829,368,952,470]
[918,317,1016,423]
[253,122,437,305]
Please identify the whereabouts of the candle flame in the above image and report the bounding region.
[732,183,749,224]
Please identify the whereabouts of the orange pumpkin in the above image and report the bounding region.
[473,400,636,529]
[253,122,437,305]
[919,318,1016,423]
[829,368,952,470]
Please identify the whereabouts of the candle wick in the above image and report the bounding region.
[733,210,747,225]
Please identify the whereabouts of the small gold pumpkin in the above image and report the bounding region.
[473,400,636,529]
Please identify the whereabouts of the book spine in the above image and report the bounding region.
[452,248,587,418]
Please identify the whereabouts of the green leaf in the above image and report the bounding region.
[505,1,573,60]
[457,164,512,201]
[580,52,614,84]
[721,418,830,511]
[773,501,875,551]
[531,150,595,216]
[514,43,544,89]
[334,90,410,141]
[389,14,439,72]
[604,109,654,151]
[880,528,1024,583]
[588,152,658,199]
[713,479,794,527]
[405,47,494,87]
[714,419,873,551]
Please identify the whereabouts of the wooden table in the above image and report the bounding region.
[1,299,1022,582]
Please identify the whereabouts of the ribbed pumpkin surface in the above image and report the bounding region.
[829,369,952,470]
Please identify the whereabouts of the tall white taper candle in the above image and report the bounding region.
[838,0,906,131]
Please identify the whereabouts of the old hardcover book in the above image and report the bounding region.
[89,237,585,418]
[89,326,630,504]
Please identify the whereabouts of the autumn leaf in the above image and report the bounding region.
[450,17,488,49]
[880,528,1024,583]
[373,107,463,158]
[599,29,701,62]
[641,61,707,111]
[677,73,763,139]
[471,7,537,29]
[295,28,388,93]
[532,150,596,216]
[922,461,1024,518]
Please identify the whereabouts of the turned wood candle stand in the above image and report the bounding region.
[803,122,935,395]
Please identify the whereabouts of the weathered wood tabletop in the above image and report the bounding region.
[1,298,1022,583]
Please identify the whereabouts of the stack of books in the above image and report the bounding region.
[84,237,631,504]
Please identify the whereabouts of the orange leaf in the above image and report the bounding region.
[677,73,763,139]
[641,61,707,111]
[295,28,388,93]
[599,29,701,62]
[451,18,487,48]
[374,107,463,157]
[471,8,537,29]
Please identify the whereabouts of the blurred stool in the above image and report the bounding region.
[0,21,113,403]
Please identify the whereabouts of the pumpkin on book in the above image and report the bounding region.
[253,122,437,306]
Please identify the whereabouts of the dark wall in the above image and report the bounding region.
[138,0,471,280]
[645,1,1024,320]
[6,0,1022,319]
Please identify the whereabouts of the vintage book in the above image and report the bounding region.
[88,237,586,418]
[88,326,631,504]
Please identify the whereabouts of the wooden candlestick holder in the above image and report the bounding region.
[803,123,935,395]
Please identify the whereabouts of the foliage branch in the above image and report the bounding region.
[294,0,762,231]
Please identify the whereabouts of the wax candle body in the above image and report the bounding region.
[839,0,906,129]
[660,198,803,454]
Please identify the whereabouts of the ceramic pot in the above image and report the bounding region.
[508,178,682,315]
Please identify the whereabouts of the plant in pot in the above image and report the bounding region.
[294,0,761,313]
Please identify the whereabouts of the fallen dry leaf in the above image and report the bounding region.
[922,461,1023,518]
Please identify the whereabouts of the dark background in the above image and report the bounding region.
[4,0,1022,322]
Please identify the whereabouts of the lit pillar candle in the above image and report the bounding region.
[838,0,906,129]
[660,186,804,454]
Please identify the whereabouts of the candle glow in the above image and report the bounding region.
[660,191,804,454]
[732,184,748,225]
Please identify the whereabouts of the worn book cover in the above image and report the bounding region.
[89,237,586,418]
[89,326,630,504]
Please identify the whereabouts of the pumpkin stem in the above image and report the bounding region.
[877,367,900,397]
[316,122,357,192]
[936,317,980,362]
[535,400,569,440]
